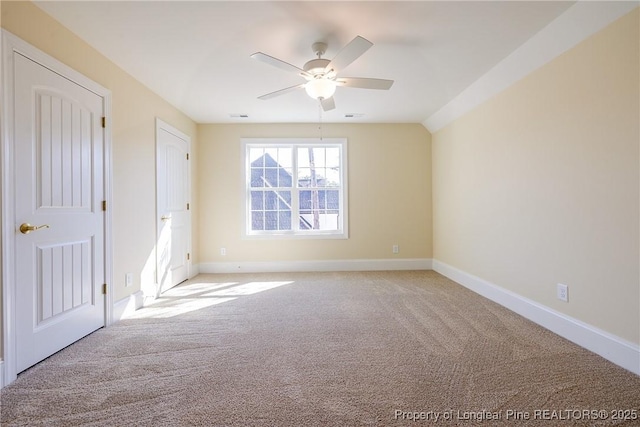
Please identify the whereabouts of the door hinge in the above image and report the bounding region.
[186,153,189,160]
[102,200,107,211]
[102,284,107,295]
[101,117,106,128]
[187,203,190,210]
[187,253,191,261]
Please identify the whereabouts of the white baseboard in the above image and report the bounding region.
[432,259,640,376]
[0,360,4,389]
[199,258,432,274]
[112,290,144,322]
[190,263,200,278]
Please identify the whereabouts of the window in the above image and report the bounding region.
[242,138,348,238]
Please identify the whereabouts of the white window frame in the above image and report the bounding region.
[241,138,348,239]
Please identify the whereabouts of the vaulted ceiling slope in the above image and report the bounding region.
[34,1,636,129]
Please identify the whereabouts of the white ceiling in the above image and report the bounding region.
[34,1,576,125]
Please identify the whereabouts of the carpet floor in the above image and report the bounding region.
[1,270,639,426]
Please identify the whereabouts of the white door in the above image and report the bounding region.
[14,53,106,373]
[156,120,190,295]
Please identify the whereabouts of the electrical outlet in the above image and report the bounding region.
[125,273,133,287]
[392,245,399,254]
[557,283,568,302]
[220,247,226,256]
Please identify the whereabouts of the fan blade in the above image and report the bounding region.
[251,52,311,78]
[320,97,335,111]
[325,36,373,74]
[258,83,305,100]
[336,77,394,90]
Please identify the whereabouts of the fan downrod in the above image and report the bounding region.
[304,42,331,76]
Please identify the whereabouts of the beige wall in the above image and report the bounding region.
[432,9,639,344]
[197,123,432,263]
[1,1,199,307]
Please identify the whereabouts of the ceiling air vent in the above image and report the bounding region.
[229,114,249,118]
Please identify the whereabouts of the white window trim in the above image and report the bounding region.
[241,138,348,240]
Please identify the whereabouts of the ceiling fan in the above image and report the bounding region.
[251,36,394,111]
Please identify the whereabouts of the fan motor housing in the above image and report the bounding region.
[303,58,330,76]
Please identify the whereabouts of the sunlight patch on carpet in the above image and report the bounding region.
[128,296,237,318]
[202,281,294,297]
[126,280,294,319]
[162,282,240,297]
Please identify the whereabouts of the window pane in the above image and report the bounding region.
[265,191,278,210]
[298,147,327,167]
[251,211,264,231]
[298,168,310,187]
[250,175,262,187]
[263,148,279,166]
[299,216,312,230]
[260,168,275,188]
[317,168,328,188]
[276,148,292,168]
[327,190,340,211]
[299,189,311,212]
[297,148,309,168]
[325,167,340,187]
[249,147,266,165]
[278,191,291,209]
[265,211,278,230]
[279,211,291,229]
[317,190,326,211]
[277,167,292,188]
[298,212,339,231]
[250,147,267,188]
[250,191,264,210]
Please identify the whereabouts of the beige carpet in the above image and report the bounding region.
[1,271,638,426]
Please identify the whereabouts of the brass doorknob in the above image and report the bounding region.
[20,223,50,234]
[161,215,171,221]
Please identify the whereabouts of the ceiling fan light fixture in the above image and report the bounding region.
[305,78,336,100]
[252,35,393,112]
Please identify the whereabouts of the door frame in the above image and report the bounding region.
[154,118,192,297]
[1,30,113,387]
